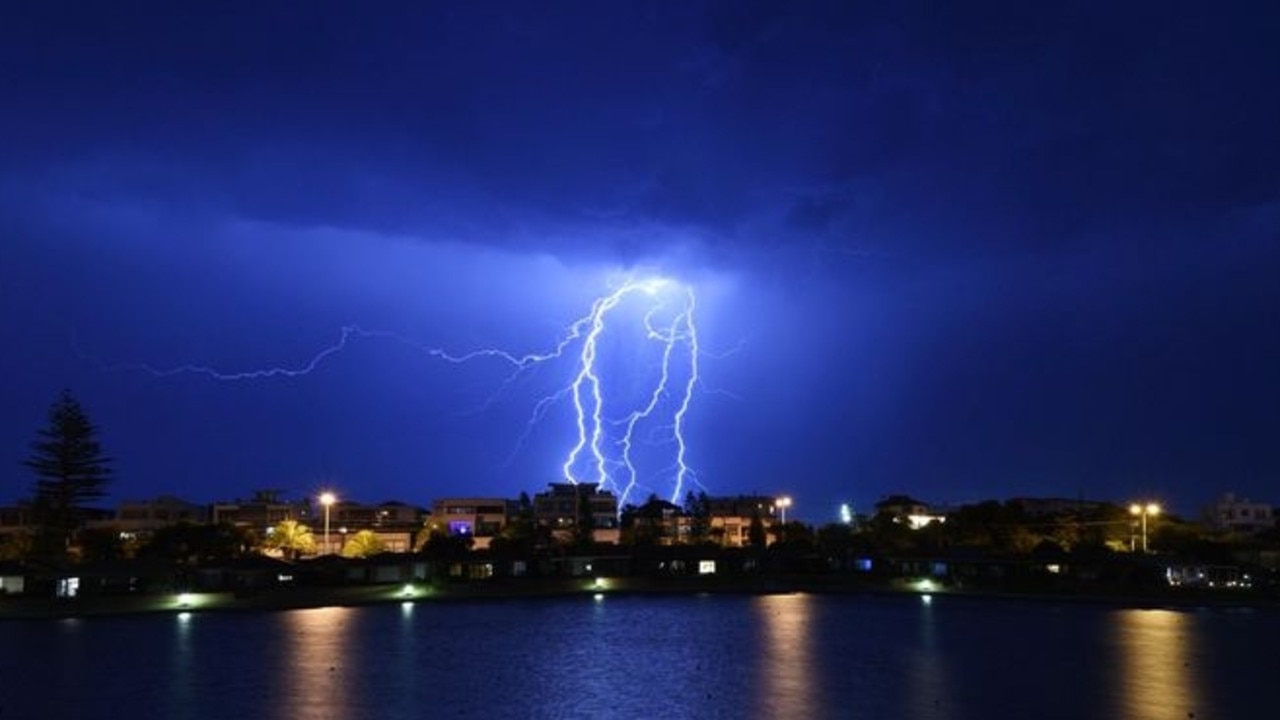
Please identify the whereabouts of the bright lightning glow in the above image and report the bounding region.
[82,273,703,506]
[553,277,700,505]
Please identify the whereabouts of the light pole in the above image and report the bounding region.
[320,492,336,555]
[777,496,792,525]
[1129,502,1159,553]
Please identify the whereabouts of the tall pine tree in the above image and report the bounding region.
[25,390,113,559]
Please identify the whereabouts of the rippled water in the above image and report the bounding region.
[2,593,1273,719]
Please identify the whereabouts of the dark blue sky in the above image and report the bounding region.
[2,1,1277,520]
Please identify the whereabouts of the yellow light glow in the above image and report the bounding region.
[319,492,336,507]
[1130,504,1142,516]
[1146,503,1160,516]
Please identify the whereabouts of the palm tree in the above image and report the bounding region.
[341,530,385,558]
[263,520,316,560]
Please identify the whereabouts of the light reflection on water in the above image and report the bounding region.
[168,612,195,718]
[278,607,356,719]
[2,595,1276,720]
[1113,609,1200,720]
[907,594,953,720]
[755,594,818,717]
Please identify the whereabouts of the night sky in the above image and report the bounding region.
[2,1,1278,520]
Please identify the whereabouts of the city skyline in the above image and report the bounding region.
[2,2,1278,520]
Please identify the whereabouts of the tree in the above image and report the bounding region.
[500,492,536,543]
[24,390,113,560]
[77,527,134,563]
[747,510,767,550]
[263,520,316,559]
[141,522,255,565]
[417,528,473,579]
[492,492,537,556]
[685,490,711,544]
[571,485,598,550]
[341,530,386,558]
[0,532,32,562]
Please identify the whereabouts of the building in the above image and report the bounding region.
[310,499,424,555]
[430,498,515,550]
[211,490,309,532]
[112,496,208,533]
[0,504,32,537]
[0,561,25,594]
[705,495,779,520]
[705,495,783,547]
[327,500,425,530]
[875,494,945,529]
[627,498,689,545]
[1204,493,1275,535]
[534,483,619,543]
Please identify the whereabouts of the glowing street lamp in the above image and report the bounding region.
[320,492,337,555]
[777,496,793,525]
[1129,502,1160,553]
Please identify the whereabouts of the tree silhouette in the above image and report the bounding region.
[685,490,710,543]
[748,510,767,550]
[141,522,255,565]
[24,389,113,561]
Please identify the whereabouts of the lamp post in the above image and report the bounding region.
[777,496,792,525]
[320,492,336,555]
[1129,502,1159,553]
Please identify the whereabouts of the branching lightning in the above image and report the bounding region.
[81,275,703,506]
[554,277,701,506]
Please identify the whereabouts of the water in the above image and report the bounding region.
[1,593,1273,719]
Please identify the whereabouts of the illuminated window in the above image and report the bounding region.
[57,577,80,598]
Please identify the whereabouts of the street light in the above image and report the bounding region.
[777,496,792,525]
[320,492,336,555]
[1129,502,1160,553]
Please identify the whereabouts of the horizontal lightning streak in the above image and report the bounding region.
[79,275,704,507]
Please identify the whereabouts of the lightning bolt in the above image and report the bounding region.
[555,277,701,506]
[80,275,703,505]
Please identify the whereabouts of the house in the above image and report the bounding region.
[875,495,945,529]
[110,495,208,535]
[705,495,782,547]
[1204,493,1275,535]
[627,498,689,545]
[211,489,309,532]
[328,500,425,530]
[534,483,620,544]
[0,504,33,537]
[430,497,516,550]
[0,561,26,595]
[194,555,296,592]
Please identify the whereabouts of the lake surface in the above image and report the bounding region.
[1,593,1274,719]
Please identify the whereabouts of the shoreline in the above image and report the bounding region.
[3,575,1276,620]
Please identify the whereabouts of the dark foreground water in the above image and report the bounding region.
[1,593,1274,719]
